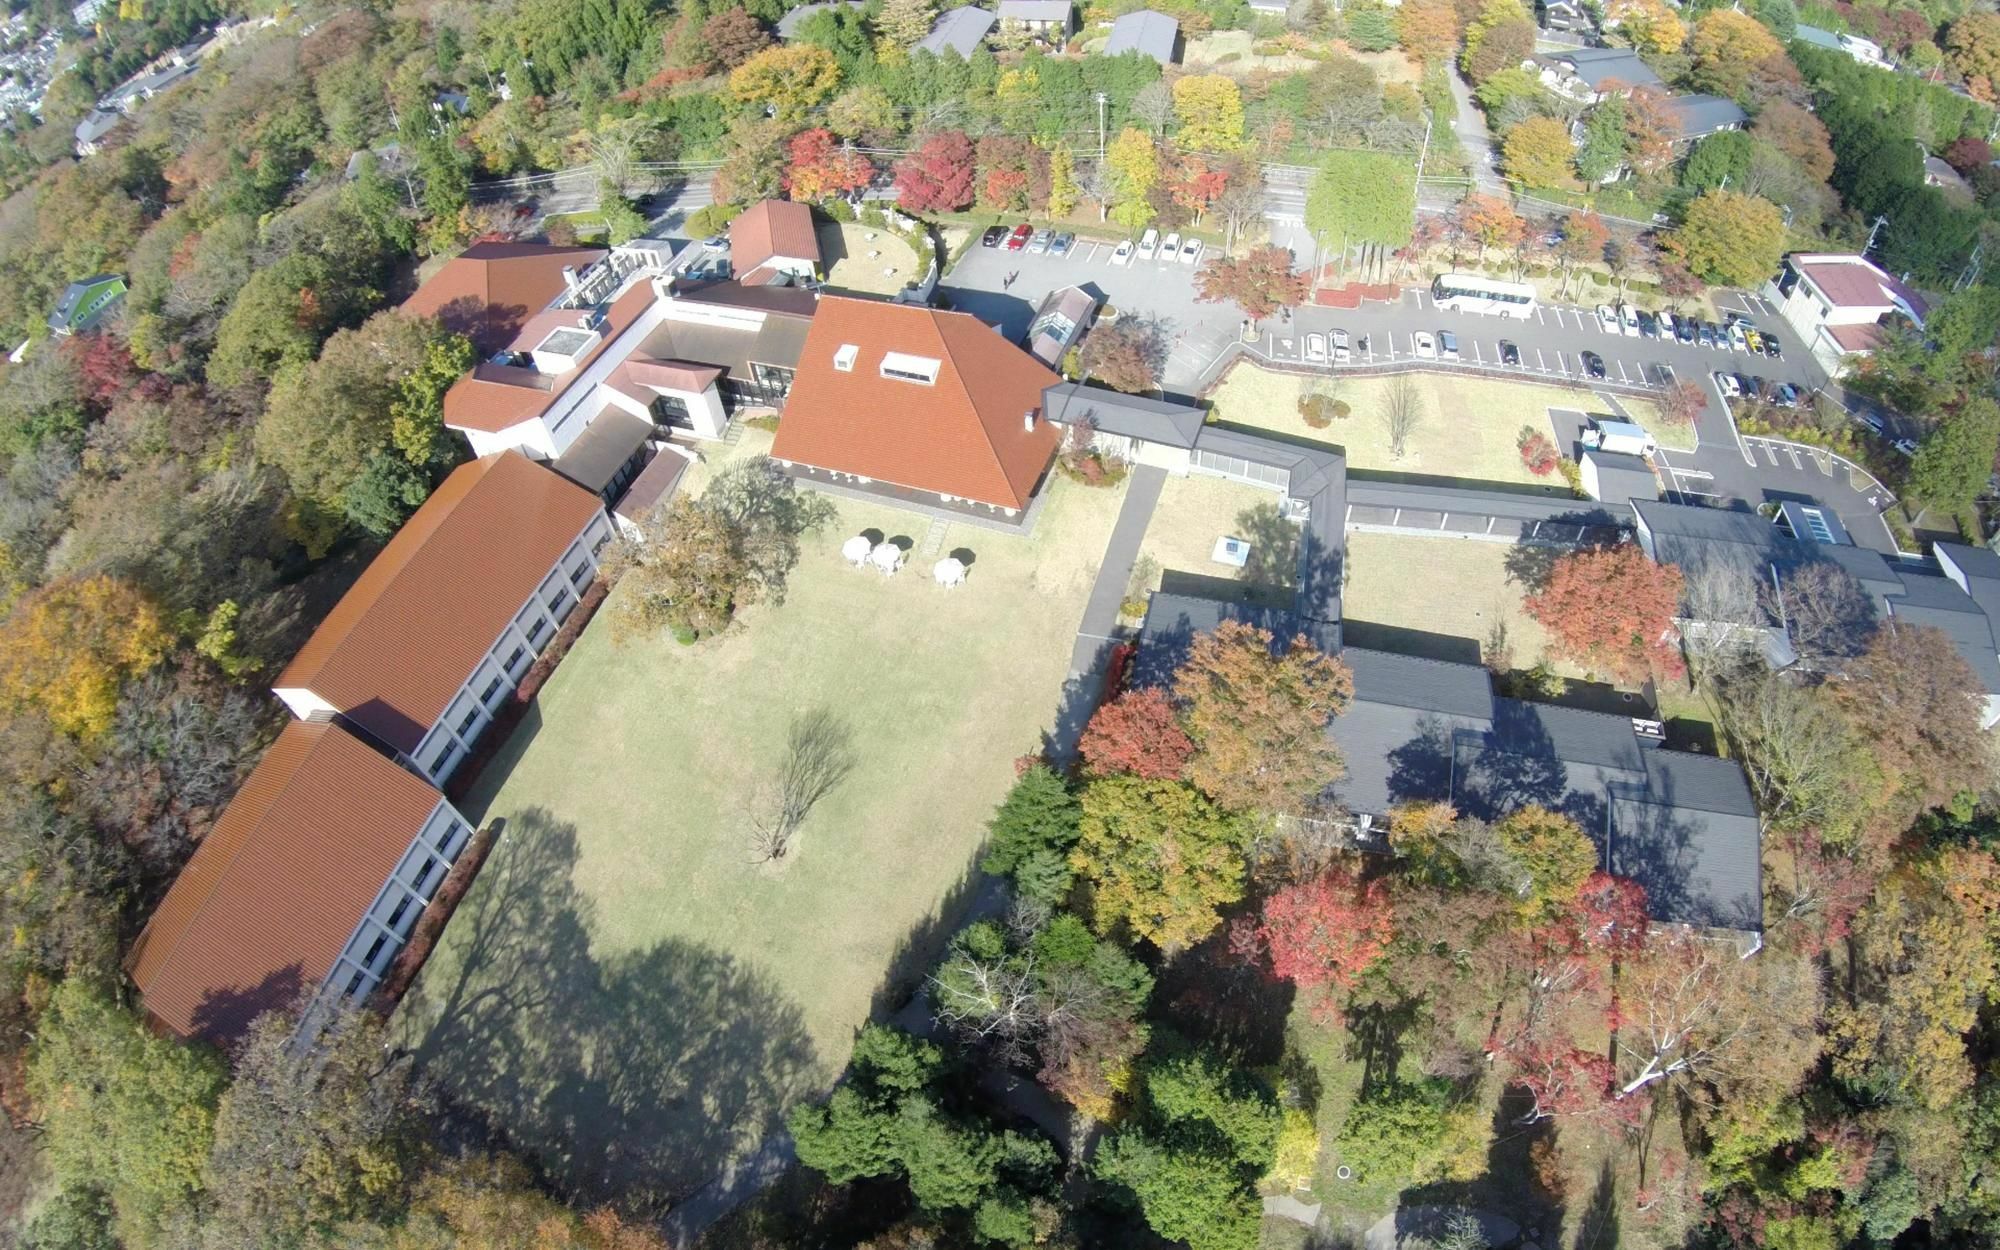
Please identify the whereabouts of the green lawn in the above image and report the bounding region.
[392,472,1125,1206]
[1135,473,1300,616]
[1207,367,1692,490]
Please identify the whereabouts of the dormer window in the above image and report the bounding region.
[834,343,858,372]
[880,352,940,385]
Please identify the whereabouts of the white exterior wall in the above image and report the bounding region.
[401,509,614,784]
[273,686,340,721]
[318,797,474,1006]
[1134,441,1193,473]
[463,418,558,461]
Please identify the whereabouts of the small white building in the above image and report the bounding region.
[1765,253,1929,377]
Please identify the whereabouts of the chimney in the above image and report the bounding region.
[561,265,580,293]
[1023,409,1037,433]
[576,313,591,329]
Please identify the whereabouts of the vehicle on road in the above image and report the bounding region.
[1618,304,1641,337]
[1861,412,1886,434]
[1431,272,1536,318]
[1005,223,1032,250]
[1331,328,1351,363]
[981,225,1008,248]
[1110,239,1134,266]
[1499,340,1520,365]
[1595,304,1620,334]
[1715,371,1741,398]
[1160,231,1181,260]
[703,234,729,247]
[1582,350,1606,379]
[1744,327,1765,354]
[1137,228,1159,259]
[1305,333,1328,364]
[1585,419,1656,456]
[1050,231,1074,256]
[1894,437,1919,456]
[1762,334,1782,360]
[1414,331,1437,358]
[1027,228,1052,254]
[1698,323,1719,349]
[1438,330,1459,360]
[1179,238,1203,265]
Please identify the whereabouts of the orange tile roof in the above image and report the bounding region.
[771,296,1062,510]
[731,199,820,276]
[442,280,662,435]
[274,451,604,754]
[127,720,446,1045]
[401,242,607,354]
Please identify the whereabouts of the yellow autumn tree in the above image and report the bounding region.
[0,575,171,739]
[728,44,842,121]
[1172,74,1246,152]
[1605,0,1684,54]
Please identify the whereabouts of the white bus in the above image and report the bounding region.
[1430,272,1538,318]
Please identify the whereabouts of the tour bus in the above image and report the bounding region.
[1430,272,1538,319]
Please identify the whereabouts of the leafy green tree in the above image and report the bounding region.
[1335,1078,1466,1183]
[1495,805,1598,920]
[28,981,227,1243]
[1909,398,2000,513]
[1575,99,1630,183]
[1071,776,1249,953]
[390,331,477,468]
[1345,0,1398,50]
[981,764,1082,905]
[1681,130,1753,192]
[21,1185,118,1250]
[1306,150,1416,248]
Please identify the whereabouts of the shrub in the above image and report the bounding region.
[1298,392,1348,428]
[819,197,856,223]
[685,202,743,237]
[1517,425,1559,476]
[1556,455,1583,495]
[859,204,888,228]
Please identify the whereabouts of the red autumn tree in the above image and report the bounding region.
[1078,687,1195,780]
[1524,543,1686,683]
[1168,154,1229,225]
[1505,1037,1620,1124]
[784,128,874,202]
[983,166,1030,210]
[1195,245,1309,321]
[1517,427,1559,476]
[1566,871,1650,953]
[1657,379,1707,429]
[1259,868,1393,992]
[893,130,976,213]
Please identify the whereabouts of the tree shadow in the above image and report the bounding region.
[866,840,998,1026]
[397,807,821,1213]
[1152,919,1295,1066]
[1573,1157,1620,1250]
[1234,501,1302,597]
[1344,998,1420,1100]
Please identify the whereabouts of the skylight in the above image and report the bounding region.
[880,352,940,385]
[1800,507,1836,545]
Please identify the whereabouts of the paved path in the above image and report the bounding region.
[1068,466,1167,676]
[1366,1205,1521,1250]
[1264,1193,1324,1226]
[1443,69,1507,196]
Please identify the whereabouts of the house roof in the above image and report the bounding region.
[47,274,122,332]
[918,5,996,54]
[126,721,446,1045]
[730,200,821,278]
[274,452,604,754]
[442,280,659,435]
[1792,254,1929,319]
[769,295,1062,510]
[1582,450,1657,504]
[1825,322,1888,352]
[1043,382,1204,449]
[1132,592,1341,690]
[1548,47,1660,90]
[1024,285,1099,366]
[402,242,608,355]
[777,0,865,37]
[552,405,652,494]
[73,107,121,144]
[1105,10,1178,62]
[614,447,691,525]
[998,0,1071,20]
[1793,24,1845,51]
[1665,94,1747,140]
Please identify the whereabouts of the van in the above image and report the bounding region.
[1437,330,1459,360]
[1137,228,1160,260]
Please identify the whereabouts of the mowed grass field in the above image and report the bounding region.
[392,467,1124,1206]
[1207,366,1690,491]
[1340,531,1554,670]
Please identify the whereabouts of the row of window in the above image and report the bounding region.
[331,808,474,999]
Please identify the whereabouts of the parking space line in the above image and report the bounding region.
[1616,361,1629,383]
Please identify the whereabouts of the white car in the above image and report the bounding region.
[1413,331,1437,358]
[1305,332,1328,363]
[1595,304,1620,334]
[1136,228,1159,260]
[1179,237,1203,265]
[1331,328,1352,363]
[1727,321,1749,352]
[1110,239,1135,266]
[1714,371,1741,398]
[1618,304,1641,337]
[1160,231,1181,261]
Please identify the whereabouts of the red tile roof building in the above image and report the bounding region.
[771,296,1062,514]
[401,242,608,354]
[730,199,822,285]
[127,720,473,1045]
[1769,252,1929,377]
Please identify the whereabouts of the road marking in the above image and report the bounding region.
[1616,361,1630,384]
[1471,341,1483,364]
[1536,347,1547,371]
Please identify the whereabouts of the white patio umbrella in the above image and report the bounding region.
[932,557,967,588]
[869,542,904,575]
[841,535,873,567]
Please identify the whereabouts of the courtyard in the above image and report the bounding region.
[1132,473,1300,616]
[393,439,1125,1206]
[820,220,919,296]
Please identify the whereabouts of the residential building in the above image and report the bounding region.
[777,0,866,38]
[1534,0,1595,37]
[731,199,822,286]
[1924,154,1973,201]
[917,6,996,55]
[1579,449,1658,505]
[72,107,121,156]
[769,295,1062,518]
[46,274,125,336]
[1043,382,1204,475]
[1631,499,2000,729]
[1023,285,1098,368]
[273,451,613,785]
[1538,48,1661,102]
[1796,24,1891,68]
[402,241,610,355]
[1104,10,1180,65]
[127,720,475,1045]
[1246,0,1289,14]
[1765,252,1928,375]
[1665,94,1748,144]
[997,0,1074,40]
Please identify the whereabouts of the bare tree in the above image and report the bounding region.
[1766,560,1875,667]
[930,947,1041,1060]
[747,707,856,863]
[1381,374,1424,459]
[1082,159,1118,223]
[1678,557,1762,689]
[588,118,658,197]
[1716,669,1857,834]
[1215,170,1266,257]
[1130,81,1173,137]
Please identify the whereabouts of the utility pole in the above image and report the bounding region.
[1095,92,1108,165]
[1865,213,1889,257]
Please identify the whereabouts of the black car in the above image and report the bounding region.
[1499,340,1521,366]
[1762,334,1783,360]
[1581,350,1606,379]
[1747,375,1770,401]
[980,225,1009,248]
[1674,315,1696,345]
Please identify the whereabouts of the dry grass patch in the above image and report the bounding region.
[1134,473,1298,613]
[820,221,918,296]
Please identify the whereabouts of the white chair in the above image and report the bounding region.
[869,543,904,576]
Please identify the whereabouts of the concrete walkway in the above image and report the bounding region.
[1443,68,1507,196]
[1067,465,1167,676]
[1265,1193,1324,1226]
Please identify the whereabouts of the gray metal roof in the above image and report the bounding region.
[776,0,865,38]
[1793,24,1845,51]
[1667,94,1748,140]
[1582,450,1658,505]
[552,407,651,493]
[1937,541,2000,581]
[47,274,121,333]
[1104,9,1178,63]
[74,108,120,144]
[917,6,996,55]
[1132,591,1337,689]
[997,0,1072,21]
[1343,644,1494,720]
[1547,47,1660,90]
[1043,382,1203,449]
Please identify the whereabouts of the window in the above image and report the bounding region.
[879,352,940,385]
[410,856,440,896]
[427,740,462,782]
[455,699,482,738]
[504,645,529,677]
[649,393,689,426]
[480,674,506,707]
[568,558,590,589]
[548,585,573,622]
[345,968,369,996]
[385,896,411,933]
[525,615,550,647]
[364,933,388,967]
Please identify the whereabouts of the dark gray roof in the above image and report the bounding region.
[1132,592,1337,690]
[636,304,815,382]
[1775,499,1851,546]
[1350,480,1628,526]
[552,407,652,493]
[47,275,121,333]
[1582,450,1658,505]
[917,6,996,54]
[1793,24,1845,51]
[1937,541,2000,581]
[1104,9,1178,63]
[1667,94,1748,140]
[1547,47,1660,90]
[1189,424,1344,625]
[1329,698,1491,819]
[74,108,121,145]
[776,0,865,38]
[1043,382,1203,449]
[1344,646,1495,719]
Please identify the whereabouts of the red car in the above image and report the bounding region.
[1004,222,1033,251]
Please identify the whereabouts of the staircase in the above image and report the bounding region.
[920,518,950,558]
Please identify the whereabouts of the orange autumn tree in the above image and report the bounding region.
[1523,544,1685,683]
[1259,867,1393,995]
[1174,620,1353,815]
[0,574,171,739]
